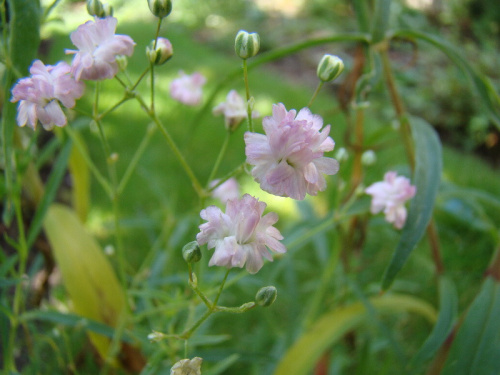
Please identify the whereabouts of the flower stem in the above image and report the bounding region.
[134,94,205,197]
[307,81,324,108]
[242,59,254,132]
[206,131,231,186]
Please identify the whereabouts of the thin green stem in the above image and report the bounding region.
[214,269,231,306]
[117,123,157,195]
[98,96,132,120]
[242,59,254,132]
[132,66,151,91]
[307,81,324,107]
[206,131,231,186]
[65,127,113,199]
[134,94,204,197]
[150,18,163,112]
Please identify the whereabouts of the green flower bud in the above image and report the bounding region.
[317,54,344,82]
[87,0,104,17]
[234,30,260,59]
[146,38,173,65]
[361,150,376,166]
[182,241,201,263]
[102,3,113,17]
[255,286,277,307]
[147,0,172,18]
[115,55,128,71]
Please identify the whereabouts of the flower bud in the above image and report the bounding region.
[182,241,201,263]
[255,286,277,307]
[147,0,172,18]
[146,38,173,65]
[361,150,376,166]
[317,54,344,82]
[116,55,128,71]
[234,30,260,59]
[86,0,104,17]
[335,147,349,163]
[102,3,113,17]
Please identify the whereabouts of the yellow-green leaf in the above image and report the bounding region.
[43,204,125,361]
[273,294,436,375]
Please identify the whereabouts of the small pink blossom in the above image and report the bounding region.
[210,178,240,204]
[365,171,417,229]
[66,17,135,81]
[170,71,206,106]
[11,60,85,130]
[196,194,286,274]
[213,90,259,130]
[245,103,339,200]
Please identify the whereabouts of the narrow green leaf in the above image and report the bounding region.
[204,354,240,375]
[371,0,392,44]
[20,310,140,344]
[393,29,500,128]
[382,117,442,290]
[1,0,41,223]
[273,294,436,375]
[26,139,72,248]
[409,277,458,371]
[353,0,371,33]
[441,277,500,375]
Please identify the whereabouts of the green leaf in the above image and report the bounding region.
[1,0,41,223]
[273,293,436,375]
[393,29,500,129]
[371,0,392,44]
[382,117,442,290]
[441,277,500,375]
[409,277,458,371]
[26,139,72,248]
[6,0,41,75]
[20,310,139,344]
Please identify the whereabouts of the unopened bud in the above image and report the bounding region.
[235,30,260,59]
[116,55,128,71]
[182,241,201,263]
[335,147,349,163]
[146,38,173,65]
[255,286,277,307]
[317,54,344,82]
[102,3,113,17]
[147,0,172,18]
[87,0,104,17]
[361,150,376,166]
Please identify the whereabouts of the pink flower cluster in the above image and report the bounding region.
[210,178,240,204]
[11,17,135,130]
[245,103,339,200]
[66,17,135,81]
[365,171,417,229]
[170,71,206,106]
[196,194,286,274]
[11,60,84,130]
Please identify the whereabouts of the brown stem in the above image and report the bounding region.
[485,246,500,281]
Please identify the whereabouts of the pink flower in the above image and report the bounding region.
[170,71,206,106]
[66,17,135,81]
[11,60,85,130]
[213,90,259,130]
[196,194,286,274]
[244,103,339,200]
[210,178,240,204]
[365,171,417,229]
